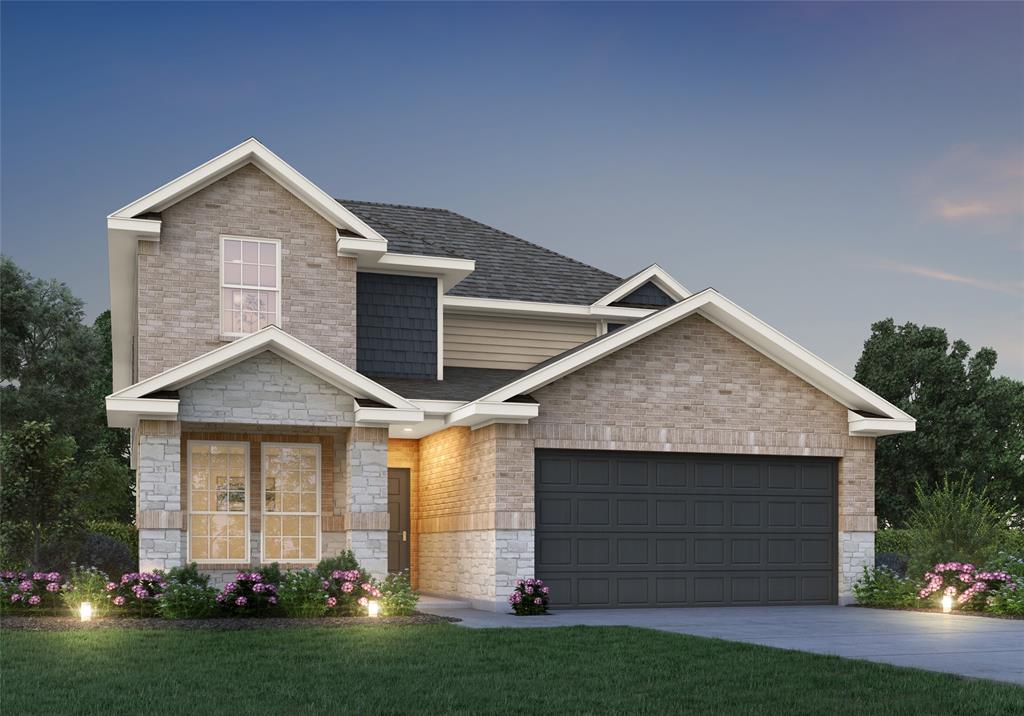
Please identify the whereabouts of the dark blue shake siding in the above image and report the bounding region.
[356,272,437,378]
[612,281,675,308]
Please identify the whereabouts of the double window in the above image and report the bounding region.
[187,441,320,564]
[221,236,280,336]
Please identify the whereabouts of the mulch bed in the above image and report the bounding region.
[1,612,458,631]
[848,604,1023,620]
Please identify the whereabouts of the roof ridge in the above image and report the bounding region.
[432,207,622,283]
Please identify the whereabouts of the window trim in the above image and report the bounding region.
[260,442,321,564]
[186,440,251,564]
[219,235,282,337]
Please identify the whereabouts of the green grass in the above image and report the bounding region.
[2,625,1020,715]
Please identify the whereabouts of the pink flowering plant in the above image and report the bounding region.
[322,568,381,616]
[0,570,62,612]
[216,571,279,616]
[107,571,168,615]
[918,562,1015,610]
[508,578,550,615]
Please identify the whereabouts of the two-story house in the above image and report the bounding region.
[106,139,914,610]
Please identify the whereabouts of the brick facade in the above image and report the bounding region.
[137,163,356,381]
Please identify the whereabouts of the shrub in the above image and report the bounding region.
[0,570,62,612]
[164,562,210,588]
[1000,529,1024,557]
[509,578,549,615]
[74,532,135,578]
[85,520,138,555]
[323,568,379,616]
[315,552,360,579]
[874,552,908,577]
[156,582,218,619]
[985,578,1024,616]
[278,569,328,618]
[216,571,279,616]
[60,566,111,617]
[905,478,1005,577]
[378,571,418,616]
[852,566,918,608]
[107,571,167,616]
[875,529,912,556]
[918,562,1015,610]
[984,551,1024,581]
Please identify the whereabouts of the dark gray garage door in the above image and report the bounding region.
[535,450,837,608]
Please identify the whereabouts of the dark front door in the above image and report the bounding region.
[387,468,411,573]
[535,450,838,608]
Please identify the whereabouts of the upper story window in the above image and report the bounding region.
[221,236,280,336]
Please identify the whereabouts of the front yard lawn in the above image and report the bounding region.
[2,624,1019,714]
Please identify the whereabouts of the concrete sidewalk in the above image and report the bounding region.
[419,602,1024,686]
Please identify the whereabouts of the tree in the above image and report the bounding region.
[0,421,81,566]
[855,319,1024,525]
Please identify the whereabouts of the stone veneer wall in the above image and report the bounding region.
[137,420,184,571]
[136,163,357,381]
[177,351,356,426]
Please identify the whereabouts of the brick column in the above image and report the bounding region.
[838,439,877,602]
[137,420,185,571]
[344,427,389,576]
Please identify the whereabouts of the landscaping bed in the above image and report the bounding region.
[1,612,456,631]
[849,604,1024,620]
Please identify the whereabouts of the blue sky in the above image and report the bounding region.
[3,2,1022,377]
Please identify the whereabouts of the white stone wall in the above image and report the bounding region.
[839,531,874,603]
[346,530,388,577]
[139,529,184,572]
[346,430,388,513]
[137,429,181,513]
[418,530,497,608]
[495,529,534,608]
[177,352,356,426]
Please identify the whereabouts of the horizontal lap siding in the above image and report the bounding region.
[443,313,598,370]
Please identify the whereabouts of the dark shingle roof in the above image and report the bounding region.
[339,200,623,305]
[371,367,525,401]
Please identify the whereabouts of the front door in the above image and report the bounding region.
[387,468,411,573]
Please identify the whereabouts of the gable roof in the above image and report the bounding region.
[593,264,690,306]
[456,288,915,435]
[110,138,387,245]
[340,200,624,305]
[107,326,421,420]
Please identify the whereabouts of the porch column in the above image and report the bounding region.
[838,439,877,603]
[345,427,389,576]
[137,420,185,571]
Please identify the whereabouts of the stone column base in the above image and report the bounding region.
[839,530,875,600]
[139,528,185,572]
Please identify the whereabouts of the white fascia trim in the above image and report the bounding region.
[338,248,476,293]
[106,397,179,428]
[470,289,915,428]
[107,216,162,240]
[354,406,425,425]
[337,235,388,255]
[109,138,386,243]
[107,326,419,411]
[593,264,691,306]
[848,411,917,437]
[443,295,654,321]
[411,399,465,414]
[446,400,539,427]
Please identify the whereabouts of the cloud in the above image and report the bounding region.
[916,144,1023,226]
[877,260,1024,297]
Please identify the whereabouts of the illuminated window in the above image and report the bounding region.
[262,444,319,562]
[221,236,280,335]
[188,442,248,562]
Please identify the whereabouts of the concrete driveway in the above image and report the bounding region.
[420,602,1024,686]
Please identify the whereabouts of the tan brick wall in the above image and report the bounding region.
[137,163,356,380]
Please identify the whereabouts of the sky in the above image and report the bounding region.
[2,1,1022,378]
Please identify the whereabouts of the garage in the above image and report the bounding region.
[535,450,838,608]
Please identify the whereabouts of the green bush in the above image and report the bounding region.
[60,566,111,617]
[852,566,919,608]
[315,551,360,579]
[985,579,1024,616]
[905,477,1005,578]
[164,562,210,588]
[999,529,1024,557]
[85,520,138,554]
[278,569,328,618]
[378,571,419,616]
[156,582,218,619]
[875,529,913,556]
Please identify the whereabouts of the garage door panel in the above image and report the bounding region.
[536,450,837,608]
